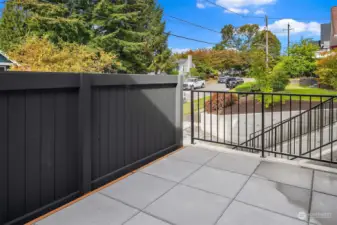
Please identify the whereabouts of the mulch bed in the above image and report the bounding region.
[214,99,337,115]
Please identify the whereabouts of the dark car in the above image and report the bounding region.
[235,77,244,85]
[218,76,229,84]
[225,77,238,89]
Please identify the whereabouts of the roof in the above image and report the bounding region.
[0,51,18,66]
[177,59,187,65]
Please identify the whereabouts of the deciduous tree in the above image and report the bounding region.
[8,36,120,73]
[316,51,337,88]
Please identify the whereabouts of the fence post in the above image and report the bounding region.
[261,93,265,158]
[79,74,92,194]
[191,90,195,144]
[175,75,183,147]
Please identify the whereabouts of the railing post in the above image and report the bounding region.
[175,75,183,147]
[79,74,92,194]
[191,90,195,144]
[261,93,265,158]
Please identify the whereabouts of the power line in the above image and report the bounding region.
[203,0,264,19]
[164,32,217,45]
[164,14,221,34]
[203,0,330,21]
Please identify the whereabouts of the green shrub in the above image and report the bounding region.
[270,61,290,92]
[234,81,257,92]
[205,93,238,114]
[190,68,200,77]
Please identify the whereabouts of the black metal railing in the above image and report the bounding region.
[190,90,337,164]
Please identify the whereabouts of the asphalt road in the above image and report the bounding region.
[184,83,229,102]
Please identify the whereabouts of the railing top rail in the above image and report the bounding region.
[191,90,337,98]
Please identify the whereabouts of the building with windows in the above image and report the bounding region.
[0,51,17,71]
[177,55,195,75]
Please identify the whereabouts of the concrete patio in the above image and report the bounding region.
[33,146,337,225]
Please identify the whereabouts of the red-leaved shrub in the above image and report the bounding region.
[205,93,238,114]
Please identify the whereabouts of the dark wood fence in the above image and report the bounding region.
[0,72,183,225]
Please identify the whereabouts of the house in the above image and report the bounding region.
[177,55,195,75]
[317,6,337,57]
[320,23,331,50]
[0,51,17,71]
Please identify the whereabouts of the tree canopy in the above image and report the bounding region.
[316,51,337,88]
[0,0,171,73]
[215,24,260,51]
[176,49,246,76]
[281,39,319,78]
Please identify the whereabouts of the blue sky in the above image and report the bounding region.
[158,0,336,53]
[0,0,335,53]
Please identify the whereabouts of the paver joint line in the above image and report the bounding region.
[123,147,221,225]
[212,159,262,225]
[307,170,315,225]
[98,192,176,225]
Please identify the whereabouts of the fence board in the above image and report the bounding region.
[108,88,118,172]
[116,89,126,169]
[99,88,109,176]
[8,93,26,221]
[25,92,41,213]
[0,94,8,224]
[91,89,100,181]
[40,93,55,206]
[55,92,68,199]
[66,91,79,194]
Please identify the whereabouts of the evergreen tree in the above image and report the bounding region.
[92,0,169,73]
[141,0,170,74]
[0,1,27,51]
[0,0,90,51]
[92,0,149,73]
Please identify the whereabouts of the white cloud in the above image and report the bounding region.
[197,3,206,8]
[199,0,276,15]
[225,7,250,14]
[255,9,266,15]
[216,0,275,8]
[171,48,190,54]
[268,19,320,36]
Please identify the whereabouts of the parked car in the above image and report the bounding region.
[218,76,229,84]
[225,77,237,89]
[183,78,205,90]
[235,77,244,85]
[226,77,245,89]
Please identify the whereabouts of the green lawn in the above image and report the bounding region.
[235,82,337,102]
[183,96,210,115]
[279,84,337,101]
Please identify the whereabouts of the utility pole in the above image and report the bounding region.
[265,15,269,68]
[287,23,290,55]
[283,23,293,56]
